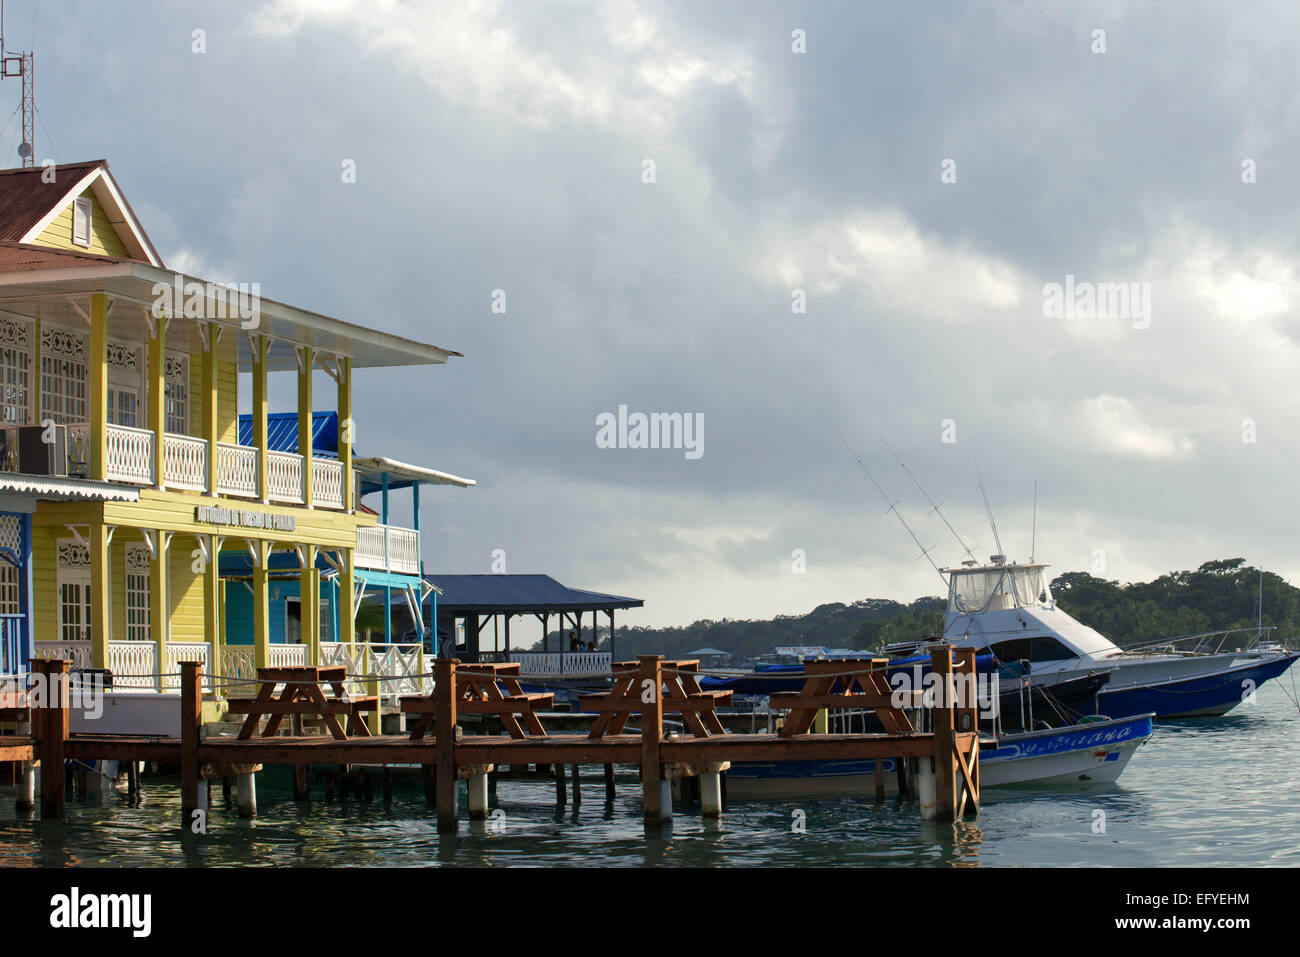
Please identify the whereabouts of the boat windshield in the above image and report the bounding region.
[949,565,1051,615]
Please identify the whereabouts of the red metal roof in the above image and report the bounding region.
[0,161,105,242]
[0,240,129,273]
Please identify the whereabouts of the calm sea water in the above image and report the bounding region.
[1,679,1297,867]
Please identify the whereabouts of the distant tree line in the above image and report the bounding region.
[593,558,1293,661]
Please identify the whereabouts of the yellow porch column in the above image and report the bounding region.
[300,543,318,665]
[252,336,269,503]
[298,346,314,507]
[252,539,270,670]
[203,533,220,659]
[89,524,110,670]
[148,314,166,488]
[203,324,219,495]
[89,294,108,481]
[150,531,168,675]
[32,307,40,423]
[338,547,356,646]
[337,357,352,512]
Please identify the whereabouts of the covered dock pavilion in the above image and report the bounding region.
[423,574,643,664]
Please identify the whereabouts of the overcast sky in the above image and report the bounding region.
[12,0,1300,628]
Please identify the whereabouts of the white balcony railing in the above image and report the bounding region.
[215,442,258,498]
[313,458,344,509]
[266,450,304,503]
[356,523,420,575]
[32,640,92,669]
[509,652,612,676]
[63,425,342,508]
[162,433,207,492]
[319,641,427,701]
[34,640,213,693]
[267,643,308,668]
[106,424,155,484]
[162,641,212,692]
[219,645,258,684]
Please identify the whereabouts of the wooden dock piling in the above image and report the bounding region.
[554,761,566,806]
[180,661,202,826]
[36,658,68,819]
[434,658,458,831]
[639,655,665,822]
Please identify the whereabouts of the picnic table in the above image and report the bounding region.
[226,666,379,741]
[767,658,918,736]
[402,662,552,740]
[580,659,732,739]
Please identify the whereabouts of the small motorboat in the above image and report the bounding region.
[716,712,1154,800]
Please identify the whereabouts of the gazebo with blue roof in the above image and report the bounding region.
[421,573,643,664]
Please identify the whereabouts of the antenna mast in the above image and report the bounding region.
[835,430,946,584]
[1,1,35,167]
[969,440,1004,558]
[1030,480,1037,563]
[880,435,978,564]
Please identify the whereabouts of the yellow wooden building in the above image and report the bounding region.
[0,160,469,733]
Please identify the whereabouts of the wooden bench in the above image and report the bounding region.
[402,662,551,740]
[227,666,379,740]
[581,659,732,739]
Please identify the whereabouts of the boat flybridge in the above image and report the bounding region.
[883,556,1300,718]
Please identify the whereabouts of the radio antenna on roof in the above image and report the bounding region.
[880,435,978,565]
[835,429,946,584]
[0,0,35,167]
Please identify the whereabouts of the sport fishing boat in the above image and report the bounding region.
[883,557,1300,719]
[702,655,1114,730]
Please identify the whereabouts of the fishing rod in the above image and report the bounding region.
[880,435,978,564]
[969,440,1004,558]
[835,430,947,584]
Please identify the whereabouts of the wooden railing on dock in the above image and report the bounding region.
[6,646,987,829]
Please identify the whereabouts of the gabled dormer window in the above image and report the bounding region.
[71,196,92,247]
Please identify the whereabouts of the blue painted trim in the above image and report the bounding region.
[20,512,31,668]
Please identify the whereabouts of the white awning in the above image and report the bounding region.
[352,456,476,488]
[0,473,141,502]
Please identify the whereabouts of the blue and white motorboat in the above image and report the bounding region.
[718,712,1154,800]
[882,557,1300,719]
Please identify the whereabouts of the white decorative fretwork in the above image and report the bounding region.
[57,540,90,567]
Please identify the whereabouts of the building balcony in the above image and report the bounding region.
[61,424,345,508]
[355,522,420,575]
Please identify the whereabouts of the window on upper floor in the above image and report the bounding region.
[164,352,188,434]
[72,197,92,248]
[0,318,32,426]
[40,328,87,425]
[124,545,151,641]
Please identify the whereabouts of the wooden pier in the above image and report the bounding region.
[2,649,988,830]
